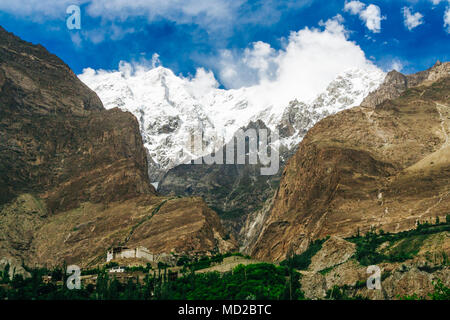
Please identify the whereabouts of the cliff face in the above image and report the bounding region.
[0,26,153,213]
[298,234,449,300]
[158,120,285,240]
[250,62,450,261]
[0,27,235,270]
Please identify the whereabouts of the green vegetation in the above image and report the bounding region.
[0,264,10,284]
[125,264,152,273]
[210,206,246,220]
[325,285,368,300]
[318,266,334,275]
[163,263,304,300]
[347,218,450,266]
[427,279,450,300]
[327,278,450,301]
[0,262,304,300]
[1,216,448,300]
[176,252,250,271]
[397,279,450,300]
[280,237,329,270]
[103,262,119,269]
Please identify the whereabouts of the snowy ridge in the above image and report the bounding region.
[79,65,385,181]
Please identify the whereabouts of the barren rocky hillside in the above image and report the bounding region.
[248,62,450,262]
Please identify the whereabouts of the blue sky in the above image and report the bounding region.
[0,0,449,88]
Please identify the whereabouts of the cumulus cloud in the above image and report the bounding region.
[185,68,220,99]
[80,15,381,109]
[344,1,385,33]
[402,7,424,30]
[217,41,279,88]
[360,4,385,33]
[210,15,380,106]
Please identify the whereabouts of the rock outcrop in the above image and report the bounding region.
[361,61,449,108]
[249,62,450,261]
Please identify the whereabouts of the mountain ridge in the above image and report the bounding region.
[247,61,450,261]
[80,63,385,181]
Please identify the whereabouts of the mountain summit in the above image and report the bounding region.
[80,64,385,181]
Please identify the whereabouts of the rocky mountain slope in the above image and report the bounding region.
[247,62,450,261]
[0,26,152,212]
[0,26,235,271]
[298,231,449,300]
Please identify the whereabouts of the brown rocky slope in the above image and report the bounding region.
[249,62,450,261]
[0,26,235,271]
[299,234,449,300]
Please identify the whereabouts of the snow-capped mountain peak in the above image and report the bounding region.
[79,64,385,181]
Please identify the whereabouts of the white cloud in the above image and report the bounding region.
[360,4,385,33]
[0,0,315,44]
[0,0,81,19]
[185,68,219,99]
[445,7,450,33]
[211,15,380,106]
[80,15,381,108]
[217,41,279,88]
[76,24,135,45]
[344,1,365,15]
[150,53,161,68]
[0,0,240,24]
[70,32,83,47]
[402,7,424,30]
[85,0,243,29]
[344,1,385,33]
[428,1,450,33]
[389,60,404,72]
[0,0,311,32]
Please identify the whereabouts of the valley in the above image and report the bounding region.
[0,25,448,300]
